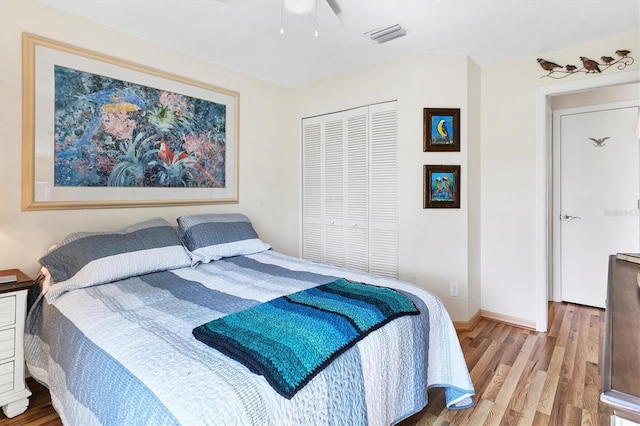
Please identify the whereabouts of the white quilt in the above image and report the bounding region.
[25,251,474,425]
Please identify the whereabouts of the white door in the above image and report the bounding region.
[301,106,370,270]
[559,104,639,308]
[368,102,398,278]
[301,102,397,277]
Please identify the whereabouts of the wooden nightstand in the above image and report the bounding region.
[0,269,33,418]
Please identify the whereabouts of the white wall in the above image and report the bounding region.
[0,0,298,277]
[481,31,640,325]
[549,82,640,109]
[291,54,482,321]
[467,57,482,320]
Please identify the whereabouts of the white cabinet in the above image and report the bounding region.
[302,101,398,278]
[0,270,32,418]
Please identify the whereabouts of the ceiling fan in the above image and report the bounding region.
[283,0,340,15]
[281,0,340,34]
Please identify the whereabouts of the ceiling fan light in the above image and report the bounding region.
[283,0,316,15]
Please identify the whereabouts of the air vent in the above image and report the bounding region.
[368,24,406,44]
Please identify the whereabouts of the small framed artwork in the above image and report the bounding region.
[423,108,460,152]
[424,165,461,208]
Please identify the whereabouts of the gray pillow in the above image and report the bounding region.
[40,217,191,301]
[177,213,270,264]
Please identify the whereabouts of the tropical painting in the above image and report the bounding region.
[423,108,460,152]
[430,115,454,145]
[54,65,226,188]
[430,171,456,201]
[424,165,460,208]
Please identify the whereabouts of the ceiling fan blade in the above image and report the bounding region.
[317,0,340,30]
[325,0,341,15]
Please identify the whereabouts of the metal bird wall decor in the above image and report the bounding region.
[589,137,610,147]
[537,49,634,79]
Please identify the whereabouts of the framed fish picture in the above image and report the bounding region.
[423,108,460,152]
[21,33,238,210]
[424,165,461,208]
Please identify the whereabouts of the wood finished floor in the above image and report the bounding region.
[0,302,610,426]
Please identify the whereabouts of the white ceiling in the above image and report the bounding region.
[40,0,640,89]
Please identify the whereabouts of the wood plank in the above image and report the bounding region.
[494,334,537,408]
[467,340,506,399]
[537,372,560,416]
[568,307,590,408]
[497,328,529,367]
[482,363,510,402]
[529,332,556,373]
[546,302,565,338]
[459,398,493,425]
[515,369,547,424]
[484,402,507,426]
[532,410,551,425]
[498,407,522,425]
[507,358,541,413]
[582,360,601,413]
[582,409,599,426]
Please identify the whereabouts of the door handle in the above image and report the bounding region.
[563,214,582,220]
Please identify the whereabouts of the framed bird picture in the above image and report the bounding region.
[424,164,461,209]
[423,108,460,152]
[21,33,239,210]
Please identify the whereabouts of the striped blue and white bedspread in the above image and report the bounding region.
[25,251,474,425]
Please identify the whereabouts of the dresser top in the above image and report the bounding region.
[0,269,35,294]
[601,256,640,422]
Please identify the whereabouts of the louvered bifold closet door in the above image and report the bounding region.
[368,101,398,278]
[302,102,397,277]
[302,119,323,262]
[345,108,369,271]
[322,117,346,267]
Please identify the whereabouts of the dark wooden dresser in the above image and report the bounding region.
[600,255,640,424]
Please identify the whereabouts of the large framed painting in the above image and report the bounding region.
[424,165,461,208]
[423,108,460,152]
[21,33,239,210]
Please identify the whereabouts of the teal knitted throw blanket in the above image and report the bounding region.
[192,278,420,399]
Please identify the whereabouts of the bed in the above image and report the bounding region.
[25,215,474,425]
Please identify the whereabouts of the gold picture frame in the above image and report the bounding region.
[22,33,239,210]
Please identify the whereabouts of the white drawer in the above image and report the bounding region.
[0,361,14,394]
[0,296,16,328]
[0,328,15,361]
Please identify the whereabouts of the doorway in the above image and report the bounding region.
[552,101,640,308]
[534,72,640,332]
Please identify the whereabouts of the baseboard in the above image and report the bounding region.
[480,309,536,331]
[453,309,537,332]
[453,310,482,332]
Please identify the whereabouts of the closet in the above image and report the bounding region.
[302,101,398,278]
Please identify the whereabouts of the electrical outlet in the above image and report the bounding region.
[450,282,459,297]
